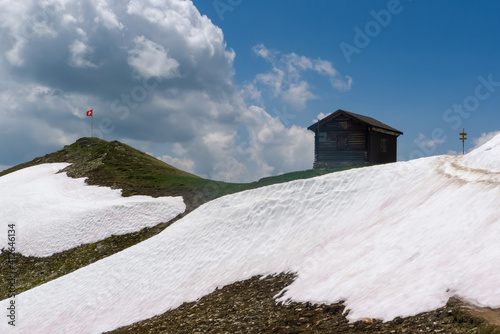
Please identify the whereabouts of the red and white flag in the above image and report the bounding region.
[86,109,93,117]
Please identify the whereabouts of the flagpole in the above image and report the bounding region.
[91,109,94,138]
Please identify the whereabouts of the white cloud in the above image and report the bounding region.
[254,68,285,97]
[75,28,87,39]
[239,105,314,177]
[315,112,327,122]
[0,1,61,67]
[242,83,262,103]
[312,59,353,91]
[0,0,316,182]
[249,44,352,110]
[68,40,97,68]
[252,43,275,62]
[126,0,233,61]
[331,74,353,91]
[5,39,26,66]
[0,91,19,110]
[26,85,52,102]
[202,131,235,149]
[416,133,446,148]
[62,14,77,26]
[128,36,180,79]
[211,156,249,182]
[93,0,124,30]
[158,155,196,174]
[282,81,317,110]
[314,59,338,76]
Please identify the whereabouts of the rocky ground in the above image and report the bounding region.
[108,273,500,334]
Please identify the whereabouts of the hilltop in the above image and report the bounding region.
[1,137,217,211]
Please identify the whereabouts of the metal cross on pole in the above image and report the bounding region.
[459,128,467,155]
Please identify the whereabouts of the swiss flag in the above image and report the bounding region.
[86,109,93,117]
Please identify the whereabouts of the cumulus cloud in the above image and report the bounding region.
[247,44,352,110]
[69,40,97,68]
[415,133,446,148]
[314,112,328,122]
[158,155,196,174]
[281,81,316,110]
[128,36,180,78]
[5,39,26,66]
[94,0,124,30]
[238,106,314,179]
[0,0,317,182]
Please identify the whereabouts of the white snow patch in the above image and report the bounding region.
[0,163,185,257]
[2,134,500,333]
[462,132,500,172]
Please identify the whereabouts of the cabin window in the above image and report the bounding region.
[380,138,388,153]
[339,121,348,129]
[318,132,327,142]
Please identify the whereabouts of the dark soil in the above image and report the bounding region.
[107,273,500,334]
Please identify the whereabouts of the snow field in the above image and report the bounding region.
[0,163,185,256]
[463,132,500,172]
[1,134,500,333]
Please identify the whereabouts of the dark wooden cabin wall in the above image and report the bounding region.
[314,117,369,168]
[367,131,397,164]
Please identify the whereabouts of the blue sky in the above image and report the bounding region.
[193,0,500,158]
[1,0,500,181]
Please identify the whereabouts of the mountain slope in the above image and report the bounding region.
[0,137,343,300]
[3,134,500,333]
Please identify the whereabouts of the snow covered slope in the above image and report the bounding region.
[463,132,500,172]
[2,135,500,333]
[0,163,185,256]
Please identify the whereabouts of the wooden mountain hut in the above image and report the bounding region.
[308,109,403,169]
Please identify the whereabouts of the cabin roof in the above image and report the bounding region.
[308,109,403,135]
